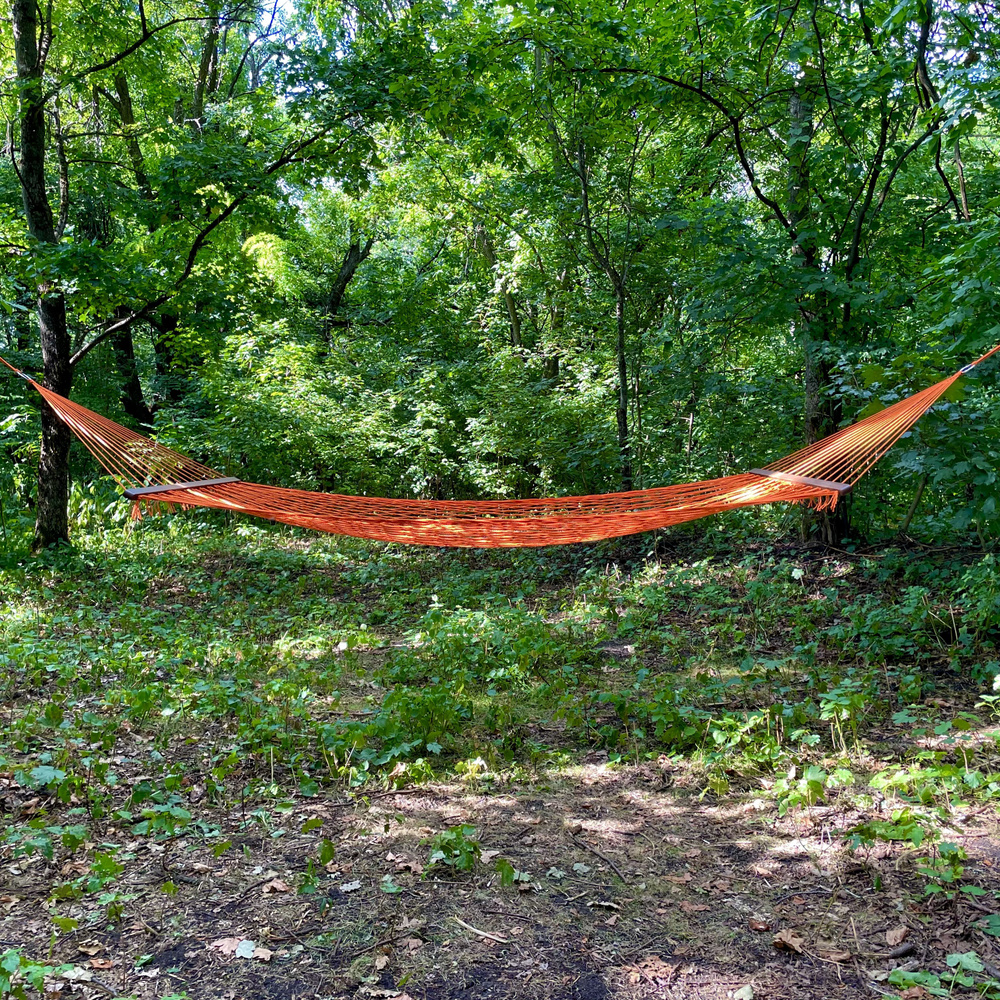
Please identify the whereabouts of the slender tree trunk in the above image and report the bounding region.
[12,0,73,548]
[788,71,846,541]
[476,224,522,349]
[324,235,375,340]
[112,322,154,427]
[615,284,632,491]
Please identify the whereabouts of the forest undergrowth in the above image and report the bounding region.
[0,511,999,1000]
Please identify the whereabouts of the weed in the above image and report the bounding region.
[424,825,481,873]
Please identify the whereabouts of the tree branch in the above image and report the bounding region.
[80,16,225,77]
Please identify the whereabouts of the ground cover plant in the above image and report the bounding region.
[0,515,998,999]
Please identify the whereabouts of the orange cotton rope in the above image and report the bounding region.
[2,345,995,547]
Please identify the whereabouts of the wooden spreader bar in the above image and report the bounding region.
[123,477,241,500]
[749,469,852,494]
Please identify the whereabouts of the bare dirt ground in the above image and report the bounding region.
[3,756,997,1000]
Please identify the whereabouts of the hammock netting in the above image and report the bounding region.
[4,345,998,547]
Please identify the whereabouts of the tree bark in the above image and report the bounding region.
[615,284,632,491]
[112,321,154,427]
[788,70,845,541]
[12,0,73,548]
[325,234,375,336]
[476,224,522,348]
[150,312,188,405]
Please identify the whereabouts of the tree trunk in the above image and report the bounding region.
[476,224,522,349]
[615,284,632,491]
[325,235,375,337]
[150,312,188,406]
[788,71,846,542]
[191,14,221,126]
[12,0,73,548]
[112,322,154,427]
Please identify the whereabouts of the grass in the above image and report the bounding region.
[0,511,998,998]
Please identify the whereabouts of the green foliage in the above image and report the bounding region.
[0,950,72,999]
[888,952,1000,999]
[425,825,481,873]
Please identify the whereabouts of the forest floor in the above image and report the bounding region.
[0,517,999,1000]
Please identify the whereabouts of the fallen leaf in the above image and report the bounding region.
[818,949,851,963]
[665,872,693,885]
[790,895,806,905]
[481,850,501,863]
[604,915,619,927]
[572,863,591,875]
[680,901,710,914]
[773,929,805,953]
[886,925,909,947]
[77,941,103,956]
[60,967,93,982]
[252,947,273,962]
[262,878,292,894]
[898,988,932,1000]
[748,920,770,932]
[89,959,115,970]
[209,937,242,956]
[375,954,390,971]
[733,987,754,1000]
[403,937,422,952]
[682,849,702,859]
[340,880,362,893]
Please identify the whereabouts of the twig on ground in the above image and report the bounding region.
[216,877,277,911]
[572,835,627,883]
[354,787,432,801]
[451,916,509,944]
[773,886,835,904]
[479,909,543,923]
[348,933,406,959]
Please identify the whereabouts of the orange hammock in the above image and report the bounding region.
[3,346,998,547]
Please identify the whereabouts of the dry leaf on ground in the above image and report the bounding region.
[209,937,243,956]
[886,925,909,947]
[818,948,851,963]
[748,919,770,932]
[262,878,292,894]
[680,901,710,913]
[773,929,805,953]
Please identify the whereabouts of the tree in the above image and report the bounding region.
[4,0,401,546]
